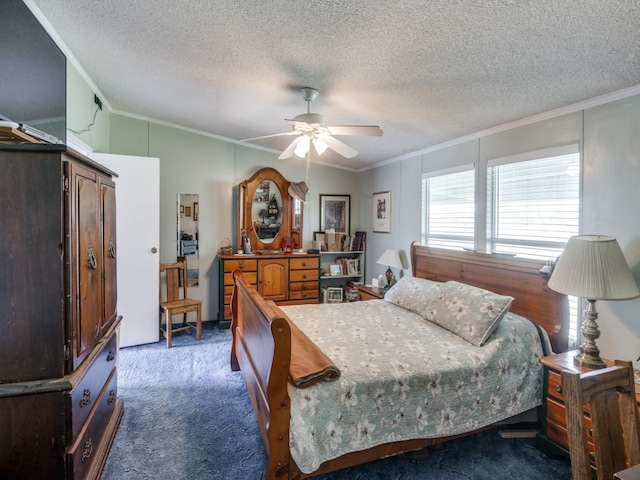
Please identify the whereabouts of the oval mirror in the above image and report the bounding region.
[252,180,282,242]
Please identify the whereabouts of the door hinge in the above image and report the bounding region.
[64,344,69,361]
[63,176,69,192]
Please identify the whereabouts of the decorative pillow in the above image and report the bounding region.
[383,276,441,317]
[424,281,513,346]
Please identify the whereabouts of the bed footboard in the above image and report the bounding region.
[230,270,294,480]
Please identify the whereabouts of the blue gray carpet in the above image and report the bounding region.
[102,322,572,479]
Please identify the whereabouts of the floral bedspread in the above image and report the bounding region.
[280,300,546,474]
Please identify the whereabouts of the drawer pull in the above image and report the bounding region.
[302,293,307,298]
[239,262,244,269]
[302,262,307,267]
[302,274,307,279]
[81,439,93,462]
[107,349,115,362]
[554,384,562,394]
[79,389,91,407]
[302,285,307,290]
[107,389,116,405]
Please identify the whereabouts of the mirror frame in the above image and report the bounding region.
[238,167,303,252]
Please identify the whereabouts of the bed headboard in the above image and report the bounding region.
[410,243,569,353]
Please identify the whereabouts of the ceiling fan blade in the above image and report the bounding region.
[326,125,383,137]
[278,136,302,160]
[322,136,359,158]
[239,131,298,142]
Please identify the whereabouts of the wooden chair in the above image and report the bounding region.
[159,261,202,348]
[562,360,640,480]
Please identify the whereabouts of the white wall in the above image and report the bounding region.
[582,95,640,366]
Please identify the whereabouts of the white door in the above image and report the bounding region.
[92,153,160,347]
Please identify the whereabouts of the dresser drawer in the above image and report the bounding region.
[289,281,319,300]
[290,269,318,282]
[224,271,257,286]
[289,257,319,270]
[223,259,257,273]
[68,333,118,439]
[67,369,118,479]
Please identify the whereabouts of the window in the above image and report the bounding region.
[487,149,580,261]
[422,145,581,345]
[422,166,475,250]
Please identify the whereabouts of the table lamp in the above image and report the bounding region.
[548,235,640,367]
[376,249,403,289]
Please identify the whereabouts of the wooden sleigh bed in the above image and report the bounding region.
[230,244,569,479]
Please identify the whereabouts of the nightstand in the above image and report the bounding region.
[536,351,640,463]
[357,285,384,301]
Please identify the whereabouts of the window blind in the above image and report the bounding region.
[487,151,580,260]
[422,166,475,249]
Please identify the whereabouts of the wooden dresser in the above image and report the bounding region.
[0,146,124,479]
[536,350,640,465]
[218,252,320,328]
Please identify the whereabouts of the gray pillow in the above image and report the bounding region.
[424,281,513,346]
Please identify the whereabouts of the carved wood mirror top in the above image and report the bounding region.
[238,167,303,252]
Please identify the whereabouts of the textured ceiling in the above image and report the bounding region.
[29,0,640,170]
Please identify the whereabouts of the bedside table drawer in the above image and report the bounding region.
[547,370,564,402]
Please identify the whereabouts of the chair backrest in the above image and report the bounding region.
[562,360,640,480]
[160,261,188,303]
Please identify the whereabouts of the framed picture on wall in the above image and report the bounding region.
[372,191,391,233]
[185,206,191,217]
[319,194,350,234]
[193,202,199,221]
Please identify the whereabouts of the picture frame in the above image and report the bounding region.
[185,206,191,217]
[193,202,199,221]
[319,194,350,234]
[314,231,327,251]
[347,258,359,275]
[242,235,253,254]
[329,264,343,276]
[327,287,343,303]
[372,191,391,233]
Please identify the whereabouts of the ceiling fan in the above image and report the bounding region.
[240,87,383,160]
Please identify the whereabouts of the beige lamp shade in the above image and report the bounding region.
[548,235,640,300]
[376,249,403,269]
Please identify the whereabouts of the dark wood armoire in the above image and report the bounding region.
[0,145,124,479]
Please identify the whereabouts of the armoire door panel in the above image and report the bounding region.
[72,166,103,369]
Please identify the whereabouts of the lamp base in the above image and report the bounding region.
[385,267,393,287]
[574,349,606,368]
[574,299,607,369]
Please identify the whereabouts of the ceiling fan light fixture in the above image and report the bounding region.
[312,138,328,155]
[294,135,310,158]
